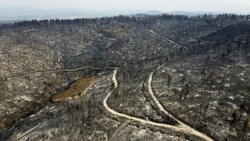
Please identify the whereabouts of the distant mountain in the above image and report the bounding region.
[131,10,165,17]
[167,11,225,17]
[143,10,164,15]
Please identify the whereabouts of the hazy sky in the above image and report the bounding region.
[0,0,250,13]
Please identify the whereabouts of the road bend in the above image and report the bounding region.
[147,63,213,141]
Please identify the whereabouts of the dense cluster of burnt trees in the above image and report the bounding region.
[0,13,249,79]
[0,14,249,29]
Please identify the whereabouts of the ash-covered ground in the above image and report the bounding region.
[0,14,250,140]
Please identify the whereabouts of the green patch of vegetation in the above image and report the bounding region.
[51,76,97,102]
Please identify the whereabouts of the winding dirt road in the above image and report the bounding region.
[147,63,213,141]
[103,68,214,141]
[6,28,211,140]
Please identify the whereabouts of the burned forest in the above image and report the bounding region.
[0,14,250,141]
